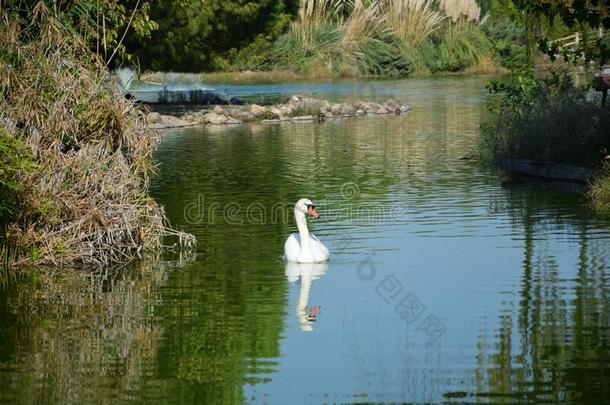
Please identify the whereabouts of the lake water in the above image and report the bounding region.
[2,76,610,404]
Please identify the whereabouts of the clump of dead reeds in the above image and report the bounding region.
[0,5,195,267]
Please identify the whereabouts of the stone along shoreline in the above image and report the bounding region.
[147,95,411,129]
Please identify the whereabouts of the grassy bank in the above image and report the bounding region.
[228,0,495,78]
[142,59,506,86]
[480,68,610,212]
[0,4,194,267]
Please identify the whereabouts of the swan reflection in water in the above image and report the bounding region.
[284,261,328,332]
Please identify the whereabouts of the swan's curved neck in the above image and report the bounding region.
[295,208,311,253]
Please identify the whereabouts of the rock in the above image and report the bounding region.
[192,110,207,123]
[233,111,255,122]
[331,103,355,116]
[150,114,196,129]
[289,95,303,104]
[291,115,315,121]
[183,113,197,122]
[250,104,268,115]
[270,107,282,118]
[318,100,331,112]
[321,110,334,118]
[355,109,365,116]
[203,112,228,125]
[260,119,281,124]
[279,106,293,116]
[383,99,402,112]
[375,106,389,115]
[354,101,384,113]
[400,105,411,113]
[289,95,329,116]
[225,117,242,125]
[230,96,244,105]
[147,112,162,124]
[366,102,383,113]
[212,105,224,114]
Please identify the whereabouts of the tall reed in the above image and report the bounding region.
[292,0,347,48]
[384,0,446,46]
[439,0,481,23]
[339,0,384,48]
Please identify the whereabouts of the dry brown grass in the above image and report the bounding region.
[0,5,195,267]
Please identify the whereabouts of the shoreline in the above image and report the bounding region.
[141,61,508,86]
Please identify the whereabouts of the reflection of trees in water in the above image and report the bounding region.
[0,263,167,403]
[0,254,287,404]
[154,258,287,404]
[472,184,610,403]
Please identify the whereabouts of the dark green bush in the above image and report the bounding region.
[422,21,492,73]
[356,35,414,78]
[0,129,32,227]
[481,69,610,168]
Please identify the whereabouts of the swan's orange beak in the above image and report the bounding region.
[308,206,319,218]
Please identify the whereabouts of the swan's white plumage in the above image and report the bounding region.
[284,233,329,263]
[284,198,329,263]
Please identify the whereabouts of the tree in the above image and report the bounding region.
[511,0,610,28]
[125,0,299,72]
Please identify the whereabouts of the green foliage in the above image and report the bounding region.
[127,0,299,72]
[272,23,413,77]
[0,130,32,226]
[229,35,279,72]
[481,11,528,67]
[421,20,492,72]
[3,0,157,64]
[511,0,610,29]
[589,163,610,214]
[266,1,494,77]
[356,35,414,77]
[481,69,610,167]
[123,0,498,76]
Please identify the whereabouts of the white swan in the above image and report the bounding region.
[284,198,329,263]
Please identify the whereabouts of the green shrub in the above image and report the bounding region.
[0,129,32,227]
[482,16,528,68]
[273,22,356,76]
[356,35,414,77]
[481,69,610,168]
[229,35,280,72]
[589,164,610,214]
[265,0,488,77]
[422,20,492,72]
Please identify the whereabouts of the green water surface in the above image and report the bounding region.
[1,76,610,404]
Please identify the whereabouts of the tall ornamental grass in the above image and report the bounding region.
[385,0,445,46]
[439,0,481,23]
[420,19,492,72]
[270,0,493,77]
